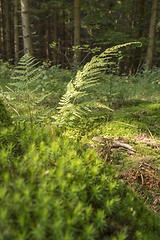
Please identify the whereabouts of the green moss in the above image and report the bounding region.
[0,124,160,240]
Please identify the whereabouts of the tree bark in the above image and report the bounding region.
[45,12,50,61]
[146,0,158,70]
[14,0,20,65]
[20,0,33,55]
[133,0,145,73]
[74,0,81,64]
[0,0,5,60]
[6,0,12,62]
[62,10,66,68]
[53,6,58,65]
[38,0,45,60]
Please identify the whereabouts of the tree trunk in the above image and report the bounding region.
[146,0,158,70]
[45,13,50,61]
[62,10,66,68]
[74,0,81,64]
[14,0,20,65]
[38,0,44,60]
[0,0,5,60]
[133,0,145,73]
[20,0,33,55]
[53,6,58,65]
[6,0,12,62]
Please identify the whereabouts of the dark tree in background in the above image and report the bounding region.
[146,0,158,69]
[0,0,159,73]
[6,0,12,62]
[20,0,33,54]
[14,0,20,65]
[74,0,81,64]
[0,0,5,60]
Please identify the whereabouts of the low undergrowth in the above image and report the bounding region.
[60,96,160,218]
[0,98,13,129]
[0,123,160,240]
[1,54,160,239]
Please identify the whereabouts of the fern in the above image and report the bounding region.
[53,42,141,125]
[2,54,50,123]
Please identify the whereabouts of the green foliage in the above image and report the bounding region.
[50,42,101,70]
[0,123,160,240]
[72,44,101,54]
[0,59,13,78]
[1,53,160,239]
[0,98,12,129]
[39,64,72,107]
[137,65,160,85]
[81,0,152,71]
[1,54,51,123]
[53,42,141,125]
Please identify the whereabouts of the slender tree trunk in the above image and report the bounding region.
[0,0,5,60]
[20,0,33,55]
[146,0,158,69]
[46,13,50,61]
[38,0,43,60]
[74,0,81,64]
[133,0,145,73]
[45,5,51,62]
[53,6,58,65]
[14,0,20,65]
[6,0,12,62]
[62,10,66,68]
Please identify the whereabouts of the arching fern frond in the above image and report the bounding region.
[53,42,141,125]
[2,54,51,123]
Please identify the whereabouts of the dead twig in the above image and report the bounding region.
[112,140,135,152]
[113,121,137,128]
[141,174,144,185]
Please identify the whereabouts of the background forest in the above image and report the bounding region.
[0,0,159,72]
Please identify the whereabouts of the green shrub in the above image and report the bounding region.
[0,59,12,78]
[53,42,141,125]
[0,98,12,128]
[39,65,72,108]
[0,124,160,240]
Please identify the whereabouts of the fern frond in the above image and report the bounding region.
[9,82,27,89]
[73,70,83,88]
[79,101,113,112]
[54,42,141,125]
[35,92,52,105]
[2,53,50,123]
[58,81,83,108]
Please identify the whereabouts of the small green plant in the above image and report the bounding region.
[0,98,12,128]
[143,65,160,85]
[2,54,50,123]
[53,42,141,125]
[0,59,13,78]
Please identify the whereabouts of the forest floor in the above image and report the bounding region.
[1,67,160,218]
[77,98,160,217]
[54,71,160,217]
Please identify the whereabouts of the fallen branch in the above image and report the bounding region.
[112,140,135,152]
[92,136,135,154]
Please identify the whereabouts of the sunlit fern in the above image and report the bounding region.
[53,42,141,125]
[2,54,50,123]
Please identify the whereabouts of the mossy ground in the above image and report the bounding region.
[56,75,160,217]
[74,98,160,216]
[1,67,160,238]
